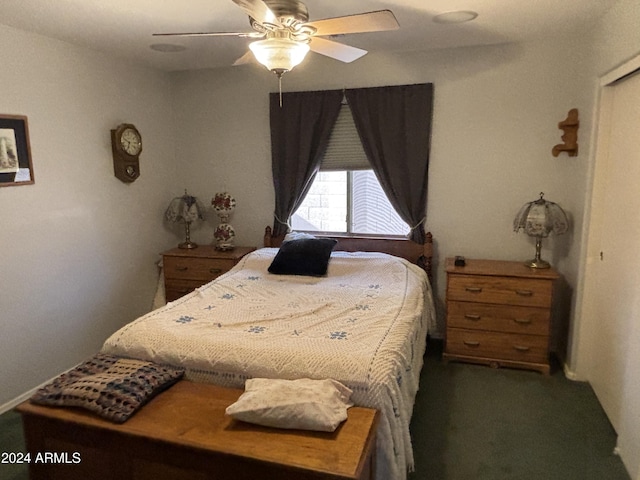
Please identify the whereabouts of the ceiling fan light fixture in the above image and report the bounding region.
[249,37,310,74]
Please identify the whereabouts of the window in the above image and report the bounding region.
[291,170,410,235]
[291,103,410,236]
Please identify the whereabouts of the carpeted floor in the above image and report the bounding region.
[0,339,630,480]
[408,340,630,479]
[0,407,27,480]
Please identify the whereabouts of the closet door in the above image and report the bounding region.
[589,69,640,463]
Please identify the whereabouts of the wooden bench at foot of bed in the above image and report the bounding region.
[16,381,379,480]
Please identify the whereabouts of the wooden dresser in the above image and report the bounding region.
[443,258,559,375]
[162,246,256,302]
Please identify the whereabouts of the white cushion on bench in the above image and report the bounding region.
[225,378,353,432]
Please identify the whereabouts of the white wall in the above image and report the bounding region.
[0,25,178,408]
[171,34,595,354]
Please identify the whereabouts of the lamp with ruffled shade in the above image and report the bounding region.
[165,189,204,249]
[513,192,569,268]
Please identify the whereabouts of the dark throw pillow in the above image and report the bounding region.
[268,238,338,277]
[30,354,185,423]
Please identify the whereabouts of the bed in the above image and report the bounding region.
[101,227,436,480]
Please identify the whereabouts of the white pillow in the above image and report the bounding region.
[283,231,316,243]
[225,378,353,432]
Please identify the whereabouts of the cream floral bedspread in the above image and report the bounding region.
[102,248,435,480]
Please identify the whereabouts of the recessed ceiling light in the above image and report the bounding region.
[432,11,478,24]
[150,43,187,53]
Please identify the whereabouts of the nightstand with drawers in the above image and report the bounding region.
[162,246,256,302]
[443,258,559,375]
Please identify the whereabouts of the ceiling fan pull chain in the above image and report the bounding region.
[278,72,283,107]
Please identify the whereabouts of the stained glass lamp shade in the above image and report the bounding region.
[165,190,204,249]
[513,192,569,268]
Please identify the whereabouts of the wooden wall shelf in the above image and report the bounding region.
[552,108,579,157]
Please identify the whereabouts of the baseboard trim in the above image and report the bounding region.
[563,362,580,381]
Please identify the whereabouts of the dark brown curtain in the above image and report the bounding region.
[345,84,433,243]
[270,89,343,237]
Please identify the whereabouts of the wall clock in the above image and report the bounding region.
[111,123,142,183]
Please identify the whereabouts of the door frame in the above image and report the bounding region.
[572,53,640,479]
[572,53,640,377]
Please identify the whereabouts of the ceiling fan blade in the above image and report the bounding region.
[153,31,255,38]
[309,37,367,63]
[309,10,399,36]
[232,0,281,27]
[233,50,255,66]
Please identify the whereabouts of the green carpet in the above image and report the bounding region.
[408,340,630,479]
[0,408,27,480]
[0,340,630,479]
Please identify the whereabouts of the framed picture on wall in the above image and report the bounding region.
[0,114,34,187]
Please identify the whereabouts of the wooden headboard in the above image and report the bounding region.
[263,226,433,280]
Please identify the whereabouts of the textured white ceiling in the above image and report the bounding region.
[0,0,618,71]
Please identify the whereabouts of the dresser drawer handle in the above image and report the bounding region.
[513,345,531,352]
[463,340,480,347]
[209,268,223,274]
[513,318,532,325]
[176,266,188,272]
[465,287,483,293]
[515,290,533,297]
[464,314,481,321]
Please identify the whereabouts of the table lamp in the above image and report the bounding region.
[513,192,568,268]
[165,189,204,249]
[211,192,236,250]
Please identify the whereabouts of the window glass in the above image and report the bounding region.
[351,170,410,236]
[292,171,347,232]
[291,170,409,236]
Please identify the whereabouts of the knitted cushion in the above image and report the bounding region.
[30,354,184,423]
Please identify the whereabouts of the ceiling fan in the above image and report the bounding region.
[153,0,400,77]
